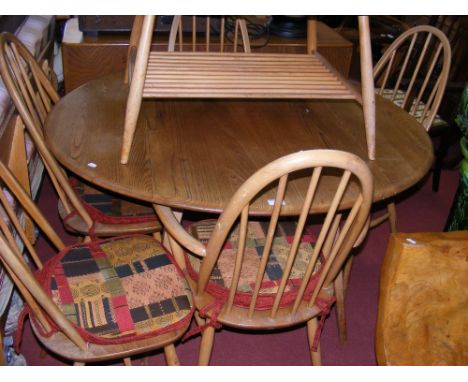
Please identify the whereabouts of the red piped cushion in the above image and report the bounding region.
[37,235,193,344]
[379,89,447,128]
[185,220,321,309]
[70,177,158,224]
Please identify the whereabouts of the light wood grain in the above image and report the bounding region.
[120,16,373,164]
[191,150,373,365]
[376,232,468,366]
[45,72,433,216]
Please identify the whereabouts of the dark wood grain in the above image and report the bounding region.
[45,72,433,215]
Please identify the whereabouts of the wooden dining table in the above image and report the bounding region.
[45,72,433,221]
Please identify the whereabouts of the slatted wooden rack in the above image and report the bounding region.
[121,16,375,164]
[142,52,360,99]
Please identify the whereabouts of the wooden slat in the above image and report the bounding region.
[142,52,355,99]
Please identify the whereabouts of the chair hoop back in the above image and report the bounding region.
[373,25,451,130]
[0,32,93,227]
[0,32,59,130]
[197,149,373,321]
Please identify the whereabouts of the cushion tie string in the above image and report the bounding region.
[311,296,336,352]
[14,305,56,354]
[182,299,224,342]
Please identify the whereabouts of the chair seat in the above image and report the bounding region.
[71,176,157,222]
[185,219,322,309]
[379,89,448,128]
[58,177,162,236]
[143,52,357,100]
[36,235,193,345]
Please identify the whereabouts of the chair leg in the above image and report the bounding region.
[307,317,322,366]
[343,254,354,296]
[140,357,149,365]
[164,344,180,366]
[194,311,206,327]
[334,270,347,345]
[369,211,389,229]
[121,16,155,164]
[387,202,397,233]
[123,357,132,366]
[198,325,216,366]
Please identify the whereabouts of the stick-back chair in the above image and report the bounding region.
[0,159,193,365]
[372,25,451,232]
[374,25,451,131]
[120,16,376,165]
[168,16,251,53]
[155,149,373,365]
[0,32,162,239]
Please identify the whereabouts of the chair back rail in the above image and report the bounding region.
[196,150,373,324]
[0,32,94,227]
[168,16,251,53]
[373,25,451,130]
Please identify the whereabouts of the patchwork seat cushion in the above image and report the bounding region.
[185,220,322,309]
[37,235,193,344]
[69,176,158,224]
[379,89,447,128]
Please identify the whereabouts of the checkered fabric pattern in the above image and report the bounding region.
[39,235,193,343]
[186,220,320,303]
[71,177,156,219]
[379,89,447,128]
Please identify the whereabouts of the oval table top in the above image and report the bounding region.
[45,72,433,215]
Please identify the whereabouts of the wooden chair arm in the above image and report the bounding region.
[153,205,207,257]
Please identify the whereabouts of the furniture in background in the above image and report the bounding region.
[376,231,468,365]
[61,17,353,94]
[0,15,55,366]
[0,160,193,366]
[157,150,373,365]
[371,25,451,232]
[167,16,251,53]
[120,16,375,164]
[0,32,163,240]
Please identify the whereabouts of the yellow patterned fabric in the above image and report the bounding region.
[38,235,193,344]
[379,89,447,128]
[186,220,321,295]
